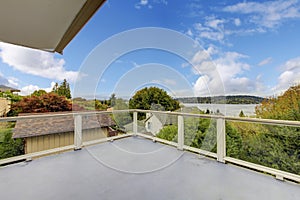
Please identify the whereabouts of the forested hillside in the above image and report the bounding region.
[176,95,265,104]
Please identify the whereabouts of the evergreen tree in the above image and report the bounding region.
[52,79,71,99]
[109,93,116,107]
[239,110,245,117]
[52,83,59,93]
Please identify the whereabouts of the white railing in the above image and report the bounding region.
[134,109,300,183]
[0,111,131,165]
[0,109,299,183]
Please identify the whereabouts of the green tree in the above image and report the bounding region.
[95,99,108,110]
[113,98,132,127]
[31,89,47,97]
[129,87,180,112]
[52,79,71,99]
[156,85,300,175]
[109,93,116,107]
[0,91,22,103]
[255,84,300,121]
[225,84,300,174]
[52,83,59,93]
[156,125,177,142]
[0,122,24,159]
[239,110,245,117]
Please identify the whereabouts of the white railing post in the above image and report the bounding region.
[217,117,226,163]
[74,114,82,150]
[177,115,184,150]
[133,111,137,136]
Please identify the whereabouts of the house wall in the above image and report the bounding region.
[82,127,108,142]
[145,113,163,135]
[0,98,10,116]
[25,128,108,154]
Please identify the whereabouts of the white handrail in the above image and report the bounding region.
[1,109,299,127]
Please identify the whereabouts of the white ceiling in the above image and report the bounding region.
[0,0,105,53]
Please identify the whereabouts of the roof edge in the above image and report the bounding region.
[55,0,106,54]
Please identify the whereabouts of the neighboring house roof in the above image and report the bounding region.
[0,85,21,93]
[13,112,116,139]
[0,0,105,53]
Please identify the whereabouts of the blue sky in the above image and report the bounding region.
[0,0,300,99]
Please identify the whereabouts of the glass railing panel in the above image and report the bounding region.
[183,116,217,153]
[226,121,300,175]
[142,112,178,142]
[111,110,133,134]
[82,112,124,143]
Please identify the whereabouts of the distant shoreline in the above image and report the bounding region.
[183,103,259,117]
[176,95,265,105]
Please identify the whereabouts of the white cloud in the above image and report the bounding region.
[46,82,57,92]
[192,49,211,64]
[20,85,40,96]
[193,16,226,42]
[223,0,300,28]
[186,29,193,37]
[153,0,167,5]
[192,50,260,96]
[199,31,224,42]
[140,0,148,5]
[205,17,225,29]
[7,77,19,88]
[258,57,272,66]
[135,0,167,9]
[194,23,210,32]
[187,46,218,74]
[0,42,78,82]
[188,1,300,44]
[20,82,56,96]
[272,57,300,93]
[283,56,300,71]
[193,75,211,95]
[0,73,20,89]
[234,18,241,26]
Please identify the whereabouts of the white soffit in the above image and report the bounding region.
[0,0,105,53]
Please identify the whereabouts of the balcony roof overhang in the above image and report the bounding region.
[0,0,106,54]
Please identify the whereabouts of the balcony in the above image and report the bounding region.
[0,110,299,199]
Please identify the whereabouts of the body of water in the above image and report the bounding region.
[183,103,259,117]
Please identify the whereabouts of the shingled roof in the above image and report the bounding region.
[13,112,116,139]
[0,85,20,93]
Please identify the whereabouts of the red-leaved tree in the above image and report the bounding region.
[11,93,72,114]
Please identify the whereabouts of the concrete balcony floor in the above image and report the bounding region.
[0,136,299,200]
